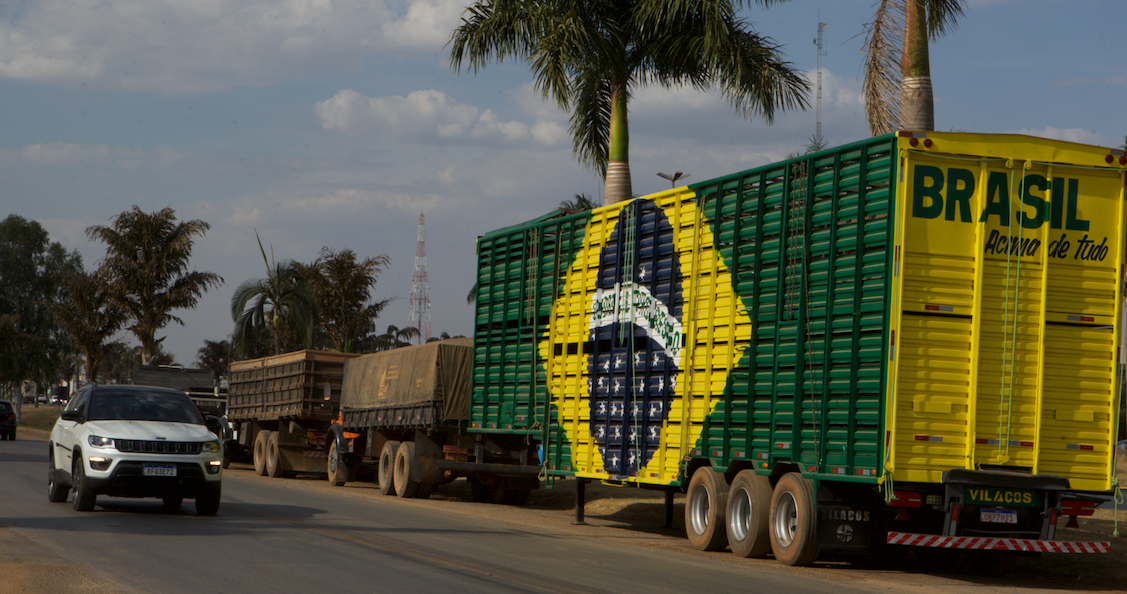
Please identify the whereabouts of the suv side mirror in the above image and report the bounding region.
[61,409,83,422]
[204,415,222,438]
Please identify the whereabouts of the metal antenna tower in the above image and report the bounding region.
[815,18,827,141]
[407,213,431,344]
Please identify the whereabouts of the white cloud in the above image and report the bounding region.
[1010,127,1115,147]
[0,0,466,93]
[315,89,567,147]
[18,142,185,167]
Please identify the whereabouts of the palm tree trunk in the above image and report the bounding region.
[604,84,632,204]
[898,0,934,131]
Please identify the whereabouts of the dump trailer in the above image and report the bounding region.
[133,365,226,417]
[473,132,1124,565]
[227,350,356,477]
[326,338,541,503]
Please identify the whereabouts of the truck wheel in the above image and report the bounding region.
[266,431,284,478]
[327,440,350,486]
[490,478,532,505]
[253,430,271,476]
[727,470,773,558]
[394,441,419,498]
[71,458,96,512]
[47,450,70,503]
[378,440,400,496]
[769,473,819,566]
[468,477,491,503]
[415,482,435,500]
[685,466,728,551]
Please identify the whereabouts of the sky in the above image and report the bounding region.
[2,0,1125,368]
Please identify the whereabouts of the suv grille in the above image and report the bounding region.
[115,440,201,454]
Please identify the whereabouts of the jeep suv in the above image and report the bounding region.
[48,384,223,515]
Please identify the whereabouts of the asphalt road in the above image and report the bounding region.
[2,431,870,594]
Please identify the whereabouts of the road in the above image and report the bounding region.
[2,431,870,594]
[3,431,1123,594]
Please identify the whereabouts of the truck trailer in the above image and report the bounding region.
[326,338,541,503]
[471,132,1124,564]
[227,350,356,477]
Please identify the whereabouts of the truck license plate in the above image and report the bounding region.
[143,464,176,477]
[980,509,1016,524]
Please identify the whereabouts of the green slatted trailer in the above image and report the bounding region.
[472,132,1123,565]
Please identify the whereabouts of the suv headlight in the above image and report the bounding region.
[201,440,220,454]
[88,435,115,449]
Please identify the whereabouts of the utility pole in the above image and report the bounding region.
[407,213,431,344]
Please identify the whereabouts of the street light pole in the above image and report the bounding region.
[656,171,689,188]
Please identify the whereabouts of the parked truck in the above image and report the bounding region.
[227,350,356,477]
[325,337,541,503]
[472,132,1124,564]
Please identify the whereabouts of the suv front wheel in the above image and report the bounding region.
[195,484,221,516]
[47,449,70,503]
[72,457,97,512]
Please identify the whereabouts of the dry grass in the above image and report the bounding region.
[16,404,62,432]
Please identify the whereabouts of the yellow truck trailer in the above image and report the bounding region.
[471,132,1125,564]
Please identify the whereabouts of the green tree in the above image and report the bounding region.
[449,0,809,205]
[86,206,223,365]
[559,193,599,212]
[373,325,421,351]
[0,215,83,394]
[231,233,317,357]
[195,339,232,384]
[52,268,126,382]
[305,247,393,353]
[862,0,964,134]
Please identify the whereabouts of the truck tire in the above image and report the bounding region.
[71,457,96,512]
[266,431,284,478]
[394,441,419,498]
[685,466,728,551]
[490,477,532,505]
[468,477,491,503]
[727,470,773,558]
[327,439,350,486]
[378,440,399,496]
[253,430,271,476]
[769,473,819,566]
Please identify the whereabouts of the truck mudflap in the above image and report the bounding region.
[887,532,1110,553]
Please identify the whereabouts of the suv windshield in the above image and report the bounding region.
[88,390,203,425]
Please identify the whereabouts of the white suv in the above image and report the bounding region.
[48,384,223,515]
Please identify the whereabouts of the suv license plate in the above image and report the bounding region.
[143,464,176,477]
[980,509,1017,524]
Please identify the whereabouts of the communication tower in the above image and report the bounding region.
[407,213,431,344]
[815,19,828,141]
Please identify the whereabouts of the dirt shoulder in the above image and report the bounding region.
[254,452,1127,594]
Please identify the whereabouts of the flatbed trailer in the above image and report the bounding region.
[227,350,355,477]
[472,132,1125,564]
[327,338,540,503]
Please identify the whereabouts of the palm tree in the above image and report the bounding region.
[449,0,809,205]
[559,193,600,212]
[52,268,126,382]
[86,207,223,365]
[862,0,964,134]
[305,247,394,353]
[196,339,232,384]
[231,233,318,357]
[373,325,422,352]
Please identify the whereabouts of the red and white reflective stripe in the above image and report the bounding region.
[303,451,327,458]
[887,532,1110,553]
